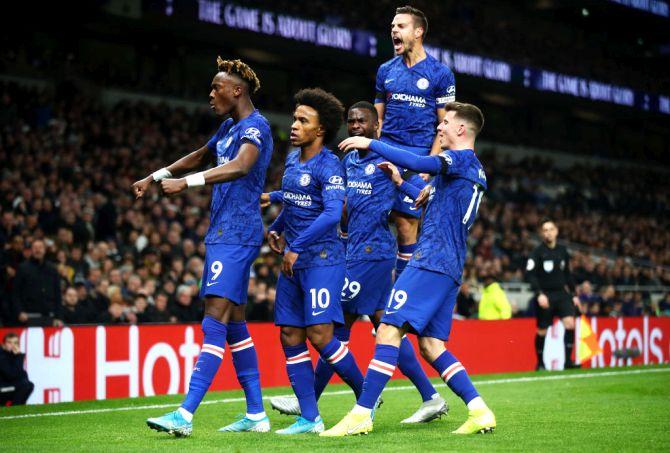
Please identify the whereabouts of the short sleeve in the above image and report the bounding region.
[240,122,264,148]
[435,67,456,107]
[319,158,346,202]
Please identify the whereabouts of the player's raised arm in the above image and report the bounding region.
[339,137,442,174]
[160,141,259,195]
[132,144,211,198]
[377,161,423,200]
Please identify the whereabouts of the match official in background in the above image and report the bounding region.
[526,219,580,370]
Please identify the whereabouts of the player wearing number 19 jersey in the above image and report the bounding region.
[323,102,496,437]
[139,58,273,436]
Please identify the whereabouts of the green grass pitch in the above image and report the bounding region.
[2,365,669,452]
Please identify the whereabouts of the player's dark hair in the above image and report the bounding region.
[349,101,378,121]
[216,56,261,94]
[396,5,428,39]
[3,332,18,343]
[445,102,485,135]
[294,88,345,143]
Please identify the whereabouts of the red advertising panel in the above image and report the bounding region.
[2,317,668,404]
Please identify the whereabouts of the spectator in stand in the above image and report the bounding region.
[145,291,176,323]
[455,282,477,319]
[658,293,670,316]
[11,239,63,327]
[478,266,512,320]
[577,281,602,316]
[133,294,151,323]
[0,332,34,405]
[62,286,89,324]
[172,284,202,323]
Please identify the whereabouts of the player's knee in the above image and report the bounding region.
[204,297,233,323]
[537,328,548,336]
[562,317,575,330]
[229,304,247,322]
[280,326,305,346]
[418,337,445,362]
[376,323,403,346]
[306,325,333,351]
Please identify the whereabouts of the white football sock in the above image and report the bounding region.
[351,404,373,416]
[246,411,267,421]
[178,407,193,422]
[467,396,487,411]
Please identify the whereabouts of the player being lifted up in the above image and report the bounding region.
[375,5,456,277]
[267,88,365,435]
[322,102,495,437]
[135,57,273,436]
[269,102,447,423]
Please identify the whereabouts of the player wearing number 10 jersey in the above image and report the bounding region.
[270,101,447,424]
[267,88,365,435]
[323,102,496,437]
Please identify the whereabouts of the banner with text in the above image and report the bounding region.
[1,316,668,404]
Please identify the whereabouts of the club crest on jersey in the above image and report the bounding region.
[543,260,554,272]
[416,78,429,90]
[365,163,376,175]
[299,173,311,186]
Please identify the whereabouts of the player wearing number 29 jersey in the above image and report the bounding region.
[323,102,495,438]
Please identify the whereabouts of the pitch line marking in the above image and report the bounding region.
[1,367,667,420]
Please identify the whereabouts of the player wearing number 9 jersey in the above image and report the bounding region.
[138,57,273,436]
[323,102,496,437]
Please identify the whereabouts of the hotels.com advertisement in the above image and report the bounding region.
[1,317,668,405]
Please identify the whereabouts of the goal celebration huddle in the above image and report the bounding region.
[133,5,495,438]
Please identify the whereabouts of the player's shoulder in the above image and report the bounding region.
[425,54,454,82]
[317,148,344,174]
[342,150,356,166]
[242,111,271,132]
[379,56,402,71]
[320,148,344,166]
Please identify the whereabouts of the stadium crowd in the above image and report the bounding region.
[0,81,668,326]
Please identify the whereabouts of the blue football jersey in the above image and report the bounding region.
[281,148,346,269]
[409,150,487,283]
[343,150,397,262]
[375,54,456,152]
[204,110,273,245]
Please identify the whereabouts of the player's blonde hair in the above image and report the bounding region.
[216,56,261,94]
